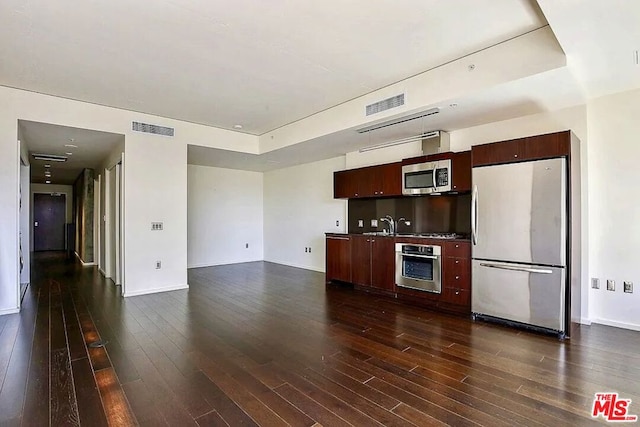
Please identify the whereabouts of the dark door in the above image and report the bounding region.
[326,236,351,283]
[34,193,66,251]
[371,237,396,291]
[350,235,371,287]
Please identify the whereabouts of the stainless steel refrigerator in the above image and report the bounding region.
[471,157,570,337]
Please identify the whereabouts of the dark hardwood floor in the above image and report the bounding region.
[0,252,638,426]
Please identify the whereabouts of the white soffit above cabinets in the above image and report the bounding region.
[0,0,546,135]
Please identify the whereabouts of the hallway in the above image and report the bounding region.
[1,253,639,425]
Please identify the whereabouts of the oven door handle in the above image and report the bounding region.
[399,253,438,260]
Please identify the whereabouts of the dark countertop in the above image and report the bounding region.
[326,232,471,242]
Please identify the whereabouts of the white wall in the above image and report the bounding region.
[188,165,264,268]
[0,85,259,311]
[587,88,640,330]
[264,156,346,272]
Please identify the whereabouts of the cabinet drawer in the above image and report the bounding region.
[442,287,470,306]
[444,257,470,290]
[445,241,471,258]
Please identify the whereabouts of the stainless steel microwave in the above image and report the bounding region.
[402,159,451,195]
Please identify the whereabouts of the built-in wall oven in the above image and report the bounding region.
[395,243,442,293]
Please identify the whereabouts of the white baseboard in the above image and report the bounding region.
[591,318,640,332]
[74,251,96,266]
[579,317,592,325]
[0,307,20,316]
[263,259,324,273]
[188,258,263,269]
[124,284,189,297]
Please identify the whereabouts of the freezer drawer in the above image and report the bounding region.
[471,260,566,332]
[472,158,566,267]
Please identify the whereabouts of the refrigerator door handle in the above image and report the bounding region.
[471,185,478,245]
[479,262,553,275]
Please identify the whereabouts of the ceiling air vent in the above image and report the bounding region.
[366,93,405,116]
[132,121,175,137]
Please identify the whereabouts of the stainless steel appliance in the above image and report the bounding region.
[402,159,451,195]
[471,157,569,337]
[395,243,442,293]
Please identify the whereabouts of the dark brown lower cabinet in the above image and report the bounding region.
[327,234,471,313]
[325,235,352,283]
[350,235,395,293]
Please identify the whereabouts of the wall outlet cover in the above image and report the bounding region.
[358,219,364,227]
[624,281,633,293]
[607,280,615,291]
[155,261,161,269]
[591,278,600,289]
[371,219,378,227]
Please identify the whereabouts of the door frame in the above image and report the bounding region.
[103,153,125,293]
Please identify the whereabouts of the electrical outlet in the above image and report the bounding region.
[358,219,364,227]
[624,281,633,293]
[371,219,378,227]
[151,222,163,231]
[607,280,615,291]
[245,243,249,249]
[155,261,161,269]
[336,220,339,227]
[591,278,600,289]
[309,247,311,253]
[304,247,307,253]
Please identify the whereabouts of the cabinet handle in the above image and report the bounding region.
[455,260,460,264]
[380,191,383,194]
[514,154,518,158]
[455,290,460,295]
[453,185,457,189]
[371,239,375,242]
[455,244,459,248]
[374,191,378,195]
[455,275,460,280]
[366,239,369,242]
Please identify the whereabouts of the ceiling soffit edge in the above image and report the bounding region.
[257,26,566,155]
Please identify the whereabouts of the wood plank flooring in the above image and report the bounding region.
[0,252,638,425]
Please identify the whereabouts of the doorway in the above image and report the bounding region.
[104,159,124,290]
[33,193,66,251]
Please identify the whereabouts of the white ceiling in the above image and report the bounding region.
[20,121,124,185]
[6,1,640,174]
[1,0,545,135]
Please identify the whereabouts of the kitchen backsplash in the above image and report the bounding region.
[348,194,471,235]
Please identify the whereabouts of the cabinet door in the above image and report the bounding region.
[351,235,371,286]
[377,163,402,197]
[326,236,351,282]
[443,257,470,291]
[451,151,471,192]
[334,170,357,198]
[370,237,396,291]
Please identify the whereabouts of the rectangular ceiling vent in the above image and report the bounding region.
[365,93,405,116]
[132,121,175,137]
[356,107,440,134]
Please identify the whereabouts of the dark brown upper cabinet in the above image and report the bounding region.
[450,151,471,192]
[472,131,572,167]
[334,162,402,199]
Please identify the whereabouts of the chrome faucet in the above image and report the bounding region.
[380,215,395,235]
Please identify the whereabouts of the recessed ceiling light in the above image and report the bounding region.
[45,180,51,184]
[233,124,243,129]
[65,152,73,156]
[64,144,78,148]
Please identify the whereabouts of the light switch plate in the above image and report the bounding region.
[151,222,163,231]
[591,278,600,289]
[358,220,364,227]
[371,219,378,227]
[624,281,633,293]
